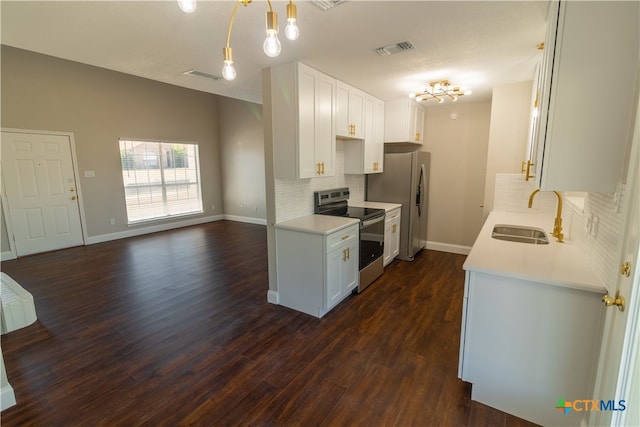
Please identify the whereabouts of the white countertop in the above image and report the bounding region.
[350,201,402,212]
[275,214,359,235]
[463,211,605,293]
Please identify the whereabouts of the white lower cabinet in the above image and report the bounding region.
[459,271,605,426]
[383,207,400,266]
[276,224,359,318]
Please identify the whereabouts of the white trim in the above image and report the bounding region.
[267,290,279,304]
[86,215,223,244]
[426,241,471,255]
[223,215,267,226]
[0,384,16,411]
[0,251,16,262]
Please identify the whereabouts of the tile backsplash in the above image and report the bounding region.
[275,141,365,223]
[494,173,625,290]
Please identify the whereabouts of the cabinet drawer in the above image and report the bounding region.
[327,224,358,251]
[385,208,400,222]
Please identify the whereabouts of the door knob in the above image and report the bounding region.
[602,291,625,312]
[70,195,77,200]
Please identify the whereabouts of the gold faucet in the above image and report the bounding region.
[528,189,564,243]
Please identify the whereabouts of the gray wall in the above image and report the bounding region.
[1,46,227,242]
[217,96,266,221]
[422,101,492,249]
[1,46,267,255]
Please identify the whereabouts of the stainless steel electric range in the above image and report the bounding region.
[314,188,385,292]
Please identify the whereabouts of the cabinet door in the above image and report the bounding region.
[326,248,344,309]
[535,0,639,192]
[383,208,401,266]
[362,96,376,174]
[413,103,424,143]
[348,89,365,139]
[371,98,385,172]
[342,238,358,293]
[336,82,365,139]
[315,72,336,177]
[297,64,319,179]
[389,212,400,259]
[335,83,351,138]
[326,239,357,308]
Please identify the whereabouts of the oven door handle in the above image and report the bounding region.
[360,215,385,228]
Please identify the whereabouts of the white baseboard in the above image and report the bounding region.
[267,290,279,304]
[426,241,471,255]
[86,215,224,245]
[1,384,16,411]
[1,251,16,262]
[223,215,267,226]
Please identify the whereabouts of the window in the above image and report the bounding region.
[119,139,203,224]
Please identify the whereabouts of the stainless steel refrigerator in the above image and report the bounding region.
[367,151,430,261]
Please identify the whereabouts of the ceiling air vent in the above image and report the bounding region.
[375,41,416,56]
[311,0,346,11]
[182,70,222,81]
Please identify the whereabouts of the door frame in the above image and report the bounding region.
[589,93,640,426]
[1,128,88,259]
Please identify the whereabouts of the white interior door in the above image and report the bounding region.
[1,131,83,256]
[590,102,640,426]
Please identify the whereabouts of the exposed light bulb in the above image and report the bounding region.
[285,19,299,40]
[264,11,281,57]
[408,93,416,99]
[452,95,458,102]
[285,2,299,40]
[263,30,281,57]
[178,0,196,13]
[464,89,473,96]
[222,60,236,81]
[437,97,444,104]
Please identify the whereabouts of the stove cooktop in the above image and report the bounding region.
[314,188,385,221]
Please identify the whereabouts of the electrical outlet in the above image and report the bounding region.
[585,213,593,233]
[591,216,599,238]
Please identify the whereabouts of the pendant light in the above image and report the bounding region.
[220,0,300,81]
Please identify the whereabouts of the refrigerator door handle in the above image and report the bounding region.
[416,164,425,216]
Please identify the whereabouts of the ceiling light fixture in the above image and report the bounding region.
[409,80,472,103]
[177,0,197,13]
[221,0,299,81]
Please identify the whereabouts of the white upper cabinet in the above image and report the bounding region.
[270,62,336,179]
[533,0,639,192]
[336,81,365,139]
[384,98,425,144]
[344,95,385,174]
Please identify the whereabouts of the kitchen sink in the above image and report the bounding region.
[491,224,549,245]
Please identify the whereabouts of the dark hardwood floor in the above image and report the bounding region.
[1,221,538,426]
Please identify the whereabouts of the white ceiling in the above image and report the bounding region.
[0,1,550,105]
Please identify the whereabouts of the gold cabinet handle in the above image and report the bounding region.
[69,195,77,200]
[341,235,350,240]
[602,291,625,312]
[342,247,349,262]
[392,224,397,233]
[525,160,534,181]
[521,160,527,174]
[316,162,322,175]
[415,132,420,141]
[321,162,325,175]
